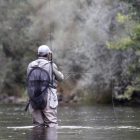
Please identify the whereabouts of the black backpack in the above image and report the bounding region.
[27,66,50,110]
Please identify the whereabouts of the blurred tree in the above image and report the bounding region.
[106,0,140,102]
[0,1,38,96]
[0,0,137,104]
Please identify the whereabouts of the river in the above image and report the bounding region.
[0,104,140,140]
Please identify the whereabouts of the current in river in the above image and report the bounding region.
[0,104,140,140]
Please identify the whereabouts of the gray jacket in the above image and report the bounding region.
[27,57,64,108]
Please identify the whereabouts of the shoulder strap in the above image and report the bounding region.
[42,62,49,68]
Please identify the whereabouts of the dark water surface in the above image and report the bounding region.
[0,104,140,140]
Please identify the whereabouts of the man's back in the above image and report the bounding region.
[27,47,64,127]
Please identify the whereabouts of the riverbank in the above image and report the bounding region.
[1,91,140,105]
[0,95,27,104]
[0,93,80,104]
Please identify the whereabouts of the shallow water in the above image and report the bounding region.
[0,104,140,140]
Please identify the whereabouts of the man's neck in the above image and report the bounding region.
[38,57,49,61]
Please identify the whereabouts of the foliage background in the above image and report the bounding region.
[106,0,140,103]
[0,0,139,104]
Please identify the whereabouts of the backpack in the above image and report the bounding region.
[27,66,50,110]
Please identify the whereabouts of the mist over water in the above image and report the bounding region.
[27,0,137,101]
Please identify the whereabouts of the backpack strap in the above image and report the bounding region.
[38,62,54,88]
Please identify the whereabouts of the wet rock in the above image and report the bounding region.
[57,92,69,103]
[73,96,78,103]
[0,96,26,104]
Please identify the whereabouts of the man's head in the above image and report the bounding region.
[38,45,52,58]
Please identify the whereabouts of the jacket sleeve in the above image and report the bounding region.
[53,63,64,82]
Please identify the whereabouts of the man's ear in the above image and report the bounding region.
[47,53,50,59]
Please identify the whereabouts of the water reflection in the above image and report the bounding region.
[1,104,140,140]
[28,127,57,140]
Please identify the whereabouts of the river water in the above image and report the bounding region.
[0,104,140,140]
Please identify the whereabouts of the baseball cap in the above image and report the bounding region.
[38,45,52,56]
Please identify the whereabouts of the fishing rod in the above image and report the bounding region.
[62,72,98,81]
[49,0,54,87]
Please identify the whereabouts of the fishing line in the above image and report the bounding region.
[111,75,122,123]
[48,0,129,124]
[63,72,126,123]
[62,72,98,82]
[63,72,97,74]
[111,75,129,123]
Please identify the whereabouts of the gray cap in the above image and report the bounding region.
[38,45,52,56]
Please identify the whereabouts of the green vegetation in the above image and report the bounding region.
[1,0,140,104]
[0,1,38,97]
[106,0,140,102]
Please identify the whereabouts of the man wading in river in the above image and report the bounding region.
[27,45,64,127]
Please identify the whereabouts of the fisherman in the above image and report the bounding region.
[27,45,64,127]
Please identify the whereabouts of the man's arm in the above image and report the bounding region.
[53,63,64,82]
